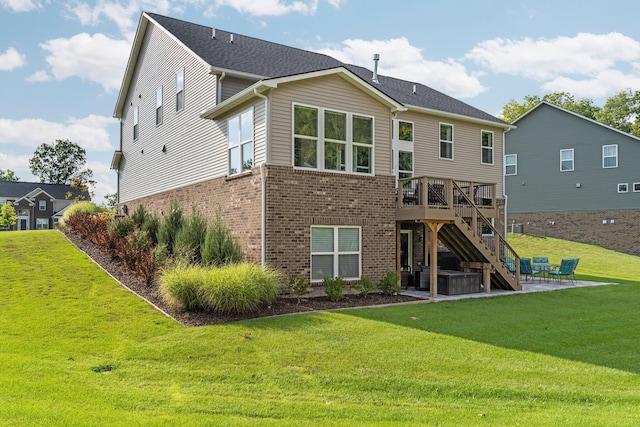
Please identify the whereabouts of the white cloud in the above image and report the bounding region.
[209,0,343,16]
[466,33,640,80]
[317,37,486,98]
[542,69,640,98]
[0,0,40,12]
[39,32,130,92]
[0,47,26,71]
[26,70,51,82]
[0,115,116,152]
[0,152,33,179]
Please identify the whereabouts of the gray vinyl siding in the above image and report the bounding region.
[269,74,393,175]
[119,22,220,203]
[221,76,256,101]
[505,103,640,212]
[397,111,505,197]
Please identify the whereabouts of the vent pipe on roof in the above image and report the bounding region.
[211,28,216,39]
[413,84,417,94]
[372,53,380,84]
[230,34,234,43]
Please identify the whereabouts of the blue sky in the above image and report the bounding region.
[1,0,639,204]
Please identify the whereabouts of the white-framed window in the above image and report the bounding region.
[36,218,49,230]
[293,104,374,175]
[634,182,640,192]
[133,106,139,140]
[504,154,517,176]
[393,119,414,181]
[311,226,361,281]
[481,130,494,164]
[560,148,574,171]
[228,108,254,175]
[618,183,628,193]
[38,200,46,211]
[18,209,28,216]
[156,86,163,125]
[439,123,453,159]
[176,68,184,112]
[603,144,618,168]
[481,218,495,236]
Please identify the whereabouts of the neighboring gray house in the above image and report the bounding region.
[111,12,521,293]
[0,181,85,231]
[505,101,640,256]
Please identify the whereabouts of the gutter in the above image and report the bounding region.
[216,71,226,104]
[503,127,510,239]
[253,89,269,266]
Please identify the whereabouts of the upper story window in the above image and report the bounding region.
[504,154,517,176]
[38,200,46,211]
[439,123,453,159]
[393,120,414,181]
[156,86,163,125]
[634,182,640,192]
[481,130,494,164]
[176,68,184,112]
[133,107,139,140]
[603,144,618,168]
[293,104,374,175]
[560,148,574,171]
[228,108,254,175]
[398,121,413,143]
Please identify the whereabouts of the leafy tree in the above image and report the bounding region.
[29,139,90,185]
[501,92,600,123]
[0,203,18,228]
[0,169,20,181]
[594,90,640,137]
[66,170,95,202]
[104,193,118,209]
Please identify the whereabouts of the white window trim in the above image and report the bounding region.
[36,218,49,230]
[133,106,139,140]
[310,225,361,282]
[392,119,414,181]
[292,103,375,175]
[176,68,184,112]
[481,130,494,165]
[618,183,628,193]
[560,148,574,172]
[633,182,640,192]
[38,200,46,211]
[156,86,163,126]
[227,107,254,176]
[504,154,517,176]
[603,144,618,168]
[439,122,454,160]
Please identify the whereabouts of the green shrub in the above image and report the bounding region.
[174,207,208,265]
[201,211,242,267]
[61,201,103,226]
[352,275,375,297]
[378,271,401,296]
[142,213,160,246]
[157,200,183,255]
[289,276,309,303]
[159,263,282,314]
[110,216,135,239]
[323,276,346,302]
[130,205,148,228]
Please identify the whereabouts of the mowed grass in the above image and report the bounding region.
[1,230,640,426]
[508,232,640,282]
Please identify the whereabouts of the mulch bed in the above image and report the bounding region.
[62,230,423,326]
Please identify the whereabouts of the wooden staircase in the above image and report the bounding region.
[397,176,521,292]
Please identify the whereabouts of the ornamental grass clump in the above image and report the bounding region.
[160,263,282,314]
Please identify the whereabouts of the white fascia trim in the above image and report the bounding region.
[209,66,265,81]
[406,104,516,130]
[200,80,276,119]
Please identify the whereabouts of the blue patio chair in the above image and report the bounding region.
[520,258,540,281]
[533,256,550,280]
[547,258,577,283]
[504,256,516,273]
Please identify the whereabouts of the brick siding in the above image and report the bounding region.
[508,209,640,257]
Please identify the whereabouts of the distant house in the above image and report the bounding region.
[0,181,86,231]
[505,101,640,256]
[111,12,521,293]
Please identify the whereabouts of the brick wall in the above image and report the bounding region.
[264,165,397,284]
[508,209,640,256]
[120,171,263,263]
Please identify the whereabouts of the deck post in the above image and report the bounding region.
[483,263,492,293]
[425,221,444,298]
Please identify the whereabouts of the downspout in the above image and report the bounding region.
[216,71,226,104]
[503,128,510,239]
[254,88,269,266]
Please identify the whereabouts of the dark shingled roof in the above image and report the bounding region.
[0,181,85,200]
[146,12,508,126]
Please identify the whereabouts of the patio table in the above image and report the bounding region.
[533,262,560,282]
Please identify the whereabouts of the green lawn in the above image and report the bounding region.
[1,230,640,426]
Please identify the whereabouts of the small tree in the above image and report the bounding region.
[0,203,19,229]
[29,139,90,184]
[0,169,20,182]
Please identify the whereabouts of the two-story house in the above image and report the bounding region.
[112,12,521,295]
[0,181,85,230]
[505,101,640,256]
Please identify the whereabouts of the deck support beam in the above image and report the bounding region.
[423,221,445,298]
